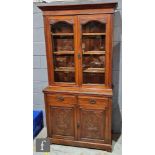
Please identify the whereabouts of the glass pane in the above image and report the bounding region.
[82,36,105,51]
[54,55,75,68]
[82,21,105,33]
[54,72,75,83]
[82,21,106,84]
[51,21,75,83]
[83,73,105,84]
[83,55,105,69]
[52,36,74,51]
[51,21,73,33]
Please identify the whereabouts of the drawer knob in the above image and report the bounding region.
[89,99,96,104]
[57,96,64,102]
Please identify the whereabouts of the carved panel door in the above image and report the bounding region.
[50,106,76,140]
[77,96,111,143]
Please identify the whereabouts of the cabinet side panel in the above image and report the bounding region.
[44,93,51,137]
[105,14,113,88]
[104,98,112,144]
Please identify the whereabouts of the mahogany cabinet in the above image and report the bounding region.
[38,1,117,152]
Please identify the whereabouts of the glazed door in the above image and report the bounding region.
[77,96,111,143]
[78,14,111,87]
[45,16,78,86]
[46,94,77,140]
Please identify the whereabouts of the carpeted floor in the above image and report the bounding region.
[33,127,121,155]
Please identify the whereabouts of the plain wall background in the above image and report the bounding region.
[33,0,122,133]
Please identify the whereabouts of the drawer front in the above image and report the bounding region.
[78,96,108,108]
[46,94,76,105]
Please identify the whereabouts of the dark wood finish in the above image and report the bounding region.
[38,1,117,152]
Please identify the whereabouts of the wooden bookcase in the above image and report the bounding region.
[38,1,117,152]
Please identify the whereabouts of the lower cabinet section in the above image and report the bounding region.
[44,93,112,151]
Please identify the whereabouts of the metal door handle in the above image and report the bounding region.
[89,99,96,104]
[57,96,64,102]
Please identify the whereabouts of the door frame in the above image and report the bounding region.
[43,15,79,86]
[77,14,113,88]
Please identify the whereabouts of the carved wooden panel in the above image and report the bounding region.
[79,18,107,25]
[79,108,105,141]
[50,106,75,138]
[50,19,73,25]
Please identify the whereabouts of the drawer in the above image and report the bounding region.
[46,94,76,105]
[78,96,108,107]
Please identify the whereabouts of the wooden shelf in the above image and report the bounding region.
[52,33,74,36]
[82,33,106,36]
[83,51,105,55]
[53,51,74,55]
[83,68,105,73]
[55,67,75,72]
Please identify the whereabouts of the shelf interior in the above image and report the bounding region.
[55,67,75,72]
[52,33,74,36]
[52,33,105,36]
[82,33,106,36]
[83,51,105,55]
[83,68,105,73]
[54,67,105,73]
[53,51,74,55]
[53,51,105,55]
